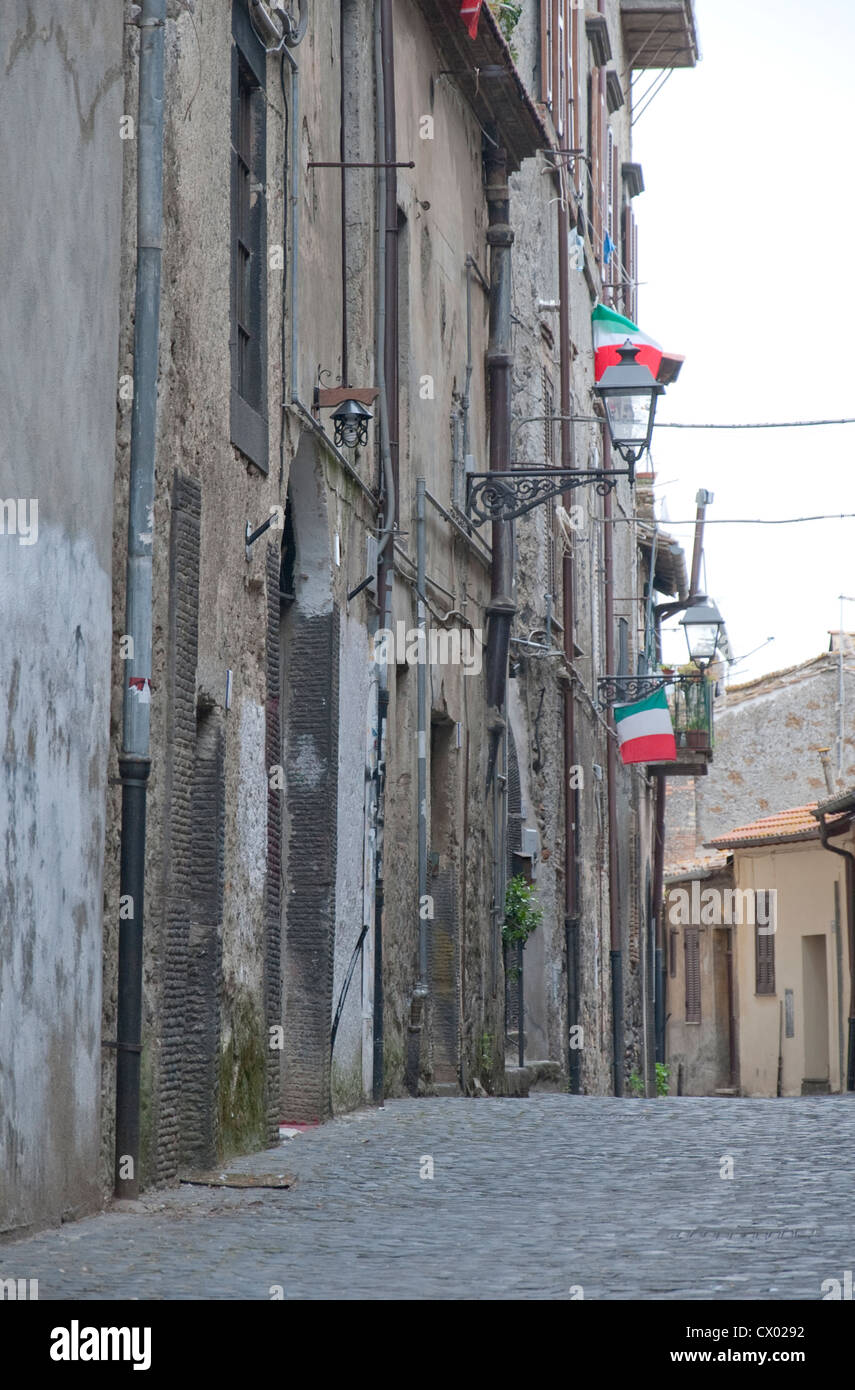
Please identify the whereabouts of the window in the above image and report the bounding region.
[755,892,776,995]
[684,927,701,1023]
[541,3,572,142]
[230,4,268,471]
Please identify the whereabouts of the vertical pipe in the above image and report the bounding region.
[652,772,667,1063]
[282,46,300,403]
[484,139,516,712]
[817,816,855,1090]
[602,434,623,1095]
[557,179,581,1094]
[416,479,429,990]
[381,0,399,529]
[339,1,348,383]
[115,0,165,1199]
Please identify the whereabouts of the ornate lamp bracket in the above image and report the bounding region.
[466,467,631,524]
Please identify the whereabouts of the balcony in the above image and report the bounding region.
[597,671,714,777]
[665,671,713,775]
[620,0,700,71]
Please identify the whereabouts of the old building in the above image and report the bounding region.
[702,802,855,1097]
[2,0,704,1238]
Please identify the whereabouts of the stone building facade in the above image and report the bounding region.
[2,0,702,1236]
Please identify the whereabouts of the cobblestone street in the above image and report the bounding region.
[6,1095,855,1300]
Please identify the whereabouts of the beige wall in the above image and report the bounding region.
[665,870,734,1095]
[732,841,850,1097]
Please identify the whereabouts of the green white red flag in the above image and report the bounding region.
[592,304,662,383]
[613,686,676,765]
[460,1,483,39]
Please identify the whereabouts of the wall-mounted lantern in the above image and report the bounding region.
[331,397,373,449]
[594,339,664,477]
[679,596,725,667]
[315,384,379,451]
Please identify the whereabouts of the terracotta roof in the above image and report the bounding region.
[705,803,850,850]
[664,850,730,882]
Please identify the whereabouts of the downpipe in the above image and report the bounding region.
[115,0,165,1199]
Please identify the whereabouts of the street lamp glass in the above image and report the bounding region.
[603,388,658,448]
[684,622,720,661]
[680,598,725,663]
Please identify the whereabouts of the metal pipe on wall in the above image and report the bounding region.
[484,139,516,715]
[115,0,166,1200]
[817,814,855,1090]
[557,176,582,1094]
[652,772,667,1063]
[602,433,624,1096]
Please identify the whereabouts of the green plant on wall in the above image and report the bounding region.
[488,2,522,56]
[627,1070,644,1098]
[502,874,543,951]
[655,1062,670,1097]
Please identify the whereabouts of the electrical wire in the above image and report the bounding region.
[656,418,855,430]
[604,513,855,526]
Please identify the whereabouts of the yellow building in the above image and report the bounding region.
[705,801,854,1097]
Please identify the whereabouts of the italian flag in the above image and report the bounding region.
[613,686,676,765]
[592,304,662,383]
[460,1,483,39]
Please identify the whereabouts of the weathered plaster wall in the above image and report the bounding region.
[0,0,124,1235]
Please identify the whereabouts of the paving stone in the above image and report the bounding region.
[2,1095,854,1300]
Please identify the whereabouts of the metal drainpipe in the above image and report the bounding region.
[484,139,516,714]
[115,0,165,1200]
[416,478,429,992]
[602,433,624,1096]
[652,771,667,1063]
[370,0,399,1103]
[817,814,855,1090]
[557,182,581,1094]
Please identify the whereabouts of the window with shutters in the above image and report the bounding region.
[541,3,573,143]
[684,927,701,1022]
[755,893,776,995]
[605,127,615,297]
[230,4,268,472]
[541,1,553,107]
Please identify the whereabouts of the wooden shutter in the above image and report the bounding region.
[684,927,701,1022]
[541,0,552,107]
[605,127,615,299]
[755,893,776,995]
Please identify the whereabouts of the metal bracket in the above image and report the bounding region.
[466,467,631,524]
[245,513,278,560]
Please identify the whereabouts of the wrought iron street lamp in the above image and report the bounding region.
[594,339,664,478]
[679,596,725,666]
[331,397,373,449]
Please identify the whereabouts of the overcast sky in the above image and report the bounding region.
[632,0,855,683]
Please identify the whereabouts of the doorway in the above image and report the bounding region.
[802,934,829,1090]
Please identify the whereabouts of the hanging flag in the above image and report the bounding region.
[460,0,483,39]
[613,685,676,765]
[592,303,662,382]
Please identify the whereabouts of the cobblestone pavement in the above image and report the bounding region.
[5,1095,855,1300]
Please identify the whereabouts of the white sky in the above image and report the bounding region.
[631,0,855,683]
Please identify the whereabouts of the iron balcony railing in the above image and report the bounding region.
[597,671,714,754]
